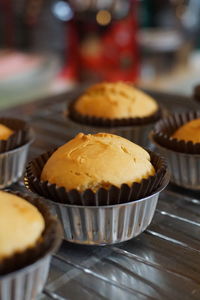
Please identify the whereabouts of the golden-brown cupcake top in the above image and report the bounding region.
[41,132,155,192]
[0,124,14,140]
[74,82,158,119]
[0,191,45,260]
[172,118,200,143]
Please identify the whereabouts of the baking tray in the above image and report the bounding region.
[5,88,200,300]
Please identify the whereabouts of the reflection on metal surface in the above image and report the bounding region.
[156,209,200,227]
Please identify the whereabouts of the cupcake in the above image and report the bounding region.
[41,132,156,192]
[67,82,162,147]
[151,111,200,190]
[0,191,61,300]
[25,133,168,245]
[0,123,14,140]
[172,118,200,143]
[0,117,33,188]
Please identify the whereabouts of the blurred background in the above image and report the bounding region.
[1,0,200,109]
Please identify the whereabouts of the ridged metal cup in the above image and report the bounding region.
[65,117,154,148]
[44,177,168,245]
[151,137,200,190]
[0,138,33,189]
[0,232,62,300]
[0,255,51,300]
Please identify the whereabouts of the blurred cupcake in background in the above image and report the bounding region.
[151,111,200,190]
[67,81,162,147]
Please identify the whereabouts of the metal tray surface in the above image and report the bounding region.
[5,89,200,300]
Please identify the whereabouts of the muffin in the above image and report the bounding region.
[172,118,200,143]
[67,82,162,147]
[0,118,33,188]
[0,191,44,263]
[0,124,14,140]
[0,117,31,152]
[41,132,155,192]
[73,82,158,119]
[25,132,168,245]
[151,111,200,189]
[0,191,61,300]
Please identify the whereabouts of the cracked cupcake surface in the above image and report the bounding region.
[172,118,200,143]
[0,191,45,260]
[41,132,155,192]
[74,82,158,119]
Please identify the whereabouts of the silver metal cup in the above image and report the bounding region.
[0,255,51,300]
[44,176,169,245]
[151,135,200,190]
[0,138,33,189]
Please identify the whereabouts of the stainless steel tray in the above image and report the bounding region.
[5,89,200,300]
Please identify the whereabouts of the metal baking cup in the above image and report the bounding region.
[26,174,169,245]
[0,192,62,300]
[0,118,31,153]
[0,136,33,188]
[151,111,200,190]
[24,147,168,244]
[151,136,200,190]
[0,255,51,300]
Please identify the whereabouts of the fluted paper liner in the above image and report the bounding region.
[68,100,162,127]
[25,149,167,206]
[152,111,200,154]
[0,192,61,275]
[0,118,31,153]
[193,84,200,103]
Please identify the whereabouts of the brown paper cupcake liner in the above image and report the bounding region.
[67,100,162,127]
[24,149,167,206]
[0,118,31,153]
[0,191,61,275]
[152,111,200,154]
[193,84,200,103]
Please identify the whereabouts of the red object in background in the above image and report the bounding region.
[76,0,139,82]
[59,20,78,82]
[102,15,139,82]
[0,0,139,84]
